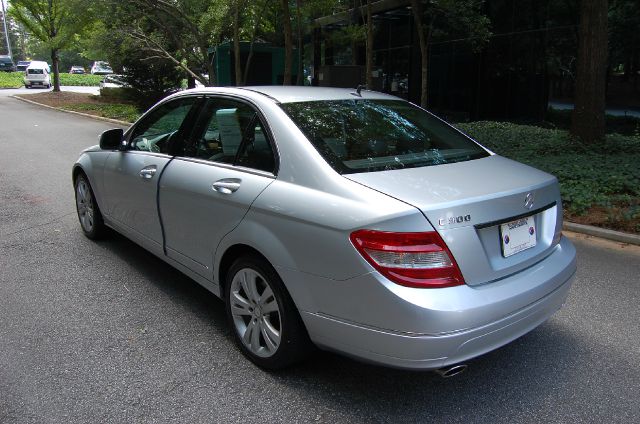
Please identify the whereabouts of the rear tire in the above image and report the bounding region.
[74,173,106,239]
[225,254,311,370]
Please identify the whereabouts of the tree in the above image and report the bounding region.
[9,0,93,91]
[280,0,293,85]
[571,0,608,143]
[113,0,230,86]
[410,0,490,108]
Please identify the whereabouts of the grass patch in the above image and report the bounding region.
[456,121,640,232]
[62,103,141,122]
[1,72,103,87]
[0,72,24,88]
[58,73,102,86]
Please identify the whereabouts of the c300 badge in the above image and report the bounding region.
[439,214,471,226]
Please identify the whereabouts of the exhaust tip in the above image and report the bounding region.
[435,364,468,378]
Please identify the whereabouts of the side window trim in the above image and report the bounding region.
[203,95,279,175]
[178,95,279,175]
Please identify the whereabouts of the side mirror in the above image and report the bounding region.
[99,128,124,150]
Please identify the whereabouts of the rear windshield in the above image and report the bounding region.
[0,57,12,64]
[28,68,44,74]
[280,99,489,174]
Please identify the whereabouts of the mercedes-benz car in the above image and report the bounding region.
[72,87,576,373]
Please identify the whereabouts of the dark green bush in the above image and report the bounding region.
[455,121,640,215]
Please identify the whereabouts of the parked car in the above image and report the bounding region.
[0,55,15,72]
[24,62,51,89]
[72,87,576,373]
[90,61,113,75]
[99,74,125,89]
[69,66,86,74]
[16,61,31,72]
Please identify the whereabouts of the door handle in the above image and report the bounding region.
[212,178,241,194]
[139,165,157,179]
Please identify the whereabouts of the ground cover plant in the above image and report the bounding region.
[0,72,25,88]
[456,121,640,233]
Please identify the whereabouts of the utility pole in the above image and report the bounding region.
[1,0,12,58]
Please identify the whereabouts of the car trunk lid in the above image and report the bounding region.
[345,155,563,286]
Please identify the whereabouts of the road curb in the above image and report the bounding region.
[11,95,131,126]
[564,221,640,246]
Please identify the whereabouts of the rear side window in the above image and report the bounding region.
[280,99,489,174]
[181,98,275,173]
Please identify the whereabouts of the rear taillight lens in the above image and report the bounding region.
[350,230,465,288]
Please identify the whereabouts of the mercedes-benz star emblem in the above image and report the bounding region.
[524,192,535,209]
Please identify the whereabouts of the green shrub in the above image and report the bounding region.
[455,121,640,215]
[0,72,24,88]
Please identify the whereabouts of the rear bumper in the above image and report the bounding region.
[292,237,576,370]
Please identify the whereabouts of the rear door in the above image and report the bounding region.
[102,96,201,252]
[158,96,277,279]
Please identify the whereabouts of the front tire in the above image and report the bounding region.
[225,254,310,370]
[74,174,105,239]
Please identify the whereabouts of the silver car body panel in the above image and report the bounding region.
[73,86,577,370]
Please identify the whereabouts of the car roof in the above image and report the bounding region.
[178,86,402,104]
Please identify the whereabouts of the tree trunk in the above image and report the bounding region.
[365,0,373,88]
[233,1,242,86]
[281,0,293,85]
[571,0,608,143]
[410,0,429,108]
[296,0,303,86]
[51,48,60,92]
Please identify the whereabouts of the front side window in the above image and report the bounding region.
[129,97,197,154]
[280,99,489,174]
[181,98,275,173]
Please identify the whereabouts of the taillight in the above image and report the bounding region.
[350,230,465,288]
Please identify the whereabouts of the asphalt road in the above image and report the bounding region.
[1,95,639,424]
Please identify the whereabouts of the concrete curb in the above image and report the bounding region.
[11,95,131,126]
[564,222,640,246]
[8,93,640,246]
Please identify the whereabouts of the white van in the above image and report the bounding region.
[24,61,51,89]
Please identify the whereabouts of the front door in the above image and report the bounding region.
[102,96,201,252]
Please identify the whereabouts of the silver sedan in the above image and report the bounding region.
[72,87,576,373]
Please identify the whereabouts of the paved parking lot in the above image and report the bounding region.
[1,96,639,423]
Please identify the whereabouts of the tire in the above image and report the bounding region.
[74,173,106,239]
[225,254,311,370]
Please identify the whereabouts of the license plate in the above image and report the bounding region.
[500,215,537,257]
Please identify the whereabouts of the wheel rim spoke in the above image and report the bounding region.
[230,291,252,316]
[261,318,280,352]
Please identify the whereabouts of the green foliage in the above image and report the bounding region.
[455,121,640,215]
[62,102,141,123]
[0,72,25,88]
[58,73,102,86]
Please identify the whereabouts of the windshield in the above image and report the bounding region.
[280,99,489,174]
[27,68,44,74]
